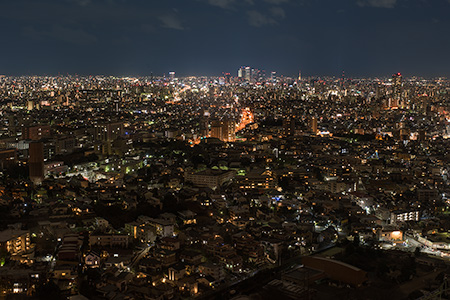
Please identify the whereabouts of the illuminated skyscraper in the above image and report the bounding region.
[169,71,175,81]
[392,72,402,91]
[244,67,251,82]
[270,72,276,82]
[237,67,244,78]
[390,72,402,107]
[223,120,236,142]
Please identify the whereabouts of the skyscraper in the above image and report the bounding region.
[210,123,222,141]
[283,118,296,136]
[223,120,236,142]
[237,67,244,78]
[199,117,209,137]
[29,142,44,185]
[270,72,276,82]
[224,73,231,84]
[244,67,251,82]
[310,117,318,134]
[390,72,402,107]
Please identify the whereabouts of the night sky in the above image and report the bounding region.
[0,0,449,77]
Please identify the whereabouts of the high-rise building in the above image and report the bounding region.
[310,117,318,134]
[210,120,236,142]
[237,67,244,78]
[283,118,296,136]
[244,67,251,82]
[224,73,231,84]
[94,122,124,155]
[29,142,44,185]
[169,72,175,81]
[27,100,34,111]
[210,124,222,141]
[22,125,51,140]
[94,122,124,142]
[390,72,402,107]
[199,118,209,137]
[223,120,236,142]
[270,72,276,82]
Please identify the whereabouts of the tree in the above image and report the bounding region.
[414,247,421,257]
[35,281,63,300]
[163,193,178,213]
[352,232,360,247]
[376,260,390,278]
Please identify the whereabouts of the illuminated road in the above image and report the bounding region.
[236,107,254,132]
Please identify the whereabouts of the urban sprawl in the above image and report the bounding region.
[0,69,449,299]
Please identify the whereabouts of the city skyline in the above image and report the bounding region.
[0,0,449,77]
[0,64,449,299]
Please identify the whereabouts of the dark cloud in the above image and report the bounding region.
[247,10,277,27]
[203,0,236,9]
[66,0,91,6]
[22,25,98,45]
[356,0,397,8]
[141,24,156,33]
[270,7,286,19]
[264,0,290,4]
[158,15,184,30]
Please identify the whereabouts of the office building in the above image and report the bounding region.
[22,125,51,140]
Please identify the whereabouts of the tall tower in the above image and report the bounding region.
[283,118,296,136]
[237,67,244,78]
[29,142,44,185]
[224,73,231,84]
[391,72,402,107]
[244,67,251,82]
[310,117,318,134]
[270,72,277,82]
[210,121,223,141]
[223,120,236,142]
[169,72,175,81]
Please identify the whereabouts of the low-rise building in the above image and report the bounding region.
[184,169,235,189]
[0,229,31,255]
